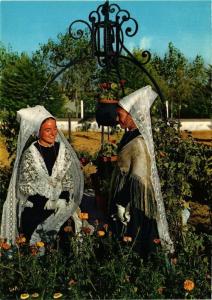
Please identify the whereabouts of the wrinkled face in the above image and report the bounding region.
[39,118,57,146]
[116,107,136,130]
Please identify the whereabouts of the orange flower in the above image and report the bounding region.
[0,241,11,250]
[79,212,89,220]
[64,226,73,233]
[153,239,161,244]
[31,292,39,298]
[123,236,132,242]
[16,235,26,245]
[97,230,105,237]
[184,279,195,291]
[35,241,45,248]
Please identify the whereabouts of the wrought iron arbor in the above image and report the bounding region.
[43,0,166,119]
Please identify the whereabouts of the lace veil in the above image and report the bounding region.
[1,105,84,244]
[119,86,174,253]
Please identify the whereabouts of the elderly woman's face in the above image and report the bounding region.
[116,107,136,130]
[39,118,57,147]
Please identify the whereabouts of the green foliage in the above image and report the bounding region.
[0,45,66,155]
[152,43,210,118]
[35,32,98,118]
[151,119,212,244]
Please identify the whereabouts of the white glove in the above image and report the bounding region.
[55,199,67,211]
[25,200,34,208]
[44,199,56,210]
[116,204,130,226]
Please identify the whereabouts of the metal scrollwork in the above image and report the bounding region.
[69,20,92,40]
[42,0,165,116]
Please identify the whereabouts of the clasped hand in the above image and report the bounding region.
[44,199,67,211]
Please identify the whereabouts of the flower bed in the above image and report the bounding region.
[0,219,210,299]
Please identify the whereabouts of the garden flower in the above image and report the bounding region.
[16,235,26,245]
[20,293,29,299]
[184,279,195,291]
[153,238,161,244]
[31,293,39,298]
[79,212,89,220]
[35,241,45,248]
[64,226,73,233]
[97,230,105,237]
[0,241,11,250]
[53,292,63,299]
[123,236,132,242]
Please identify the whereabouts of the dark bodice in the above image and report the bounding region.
[34,141,59,176]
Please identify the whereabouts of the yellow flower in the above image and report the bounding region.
[53,292,63,299]
[79,212,89,220]
[123,236,132,242]
[31,293,39,298]
[184,279,195,291]
[35,241,45,248]
[111,82,118,90]
[20,293,30,299]
[97,230,105,237]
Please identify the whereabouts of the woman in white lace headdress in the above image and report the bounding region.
[1,105,84,245]
[109,86,174,257]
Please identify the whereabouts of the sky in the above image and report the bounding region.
[1,0,211,65]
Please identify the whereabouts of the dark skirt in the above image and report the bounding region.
[20,194,54,241]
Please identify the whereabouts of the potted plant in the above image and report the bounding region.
[99,140,118,162]
[95,80,126,127]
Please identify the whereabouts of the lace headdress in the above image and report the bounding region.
[119,86,174,253]
[1,105,84,244]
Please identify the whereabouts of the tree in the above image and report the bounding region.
[152,43,210,118]
[34,32,98,118]
[0,46,65,155]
